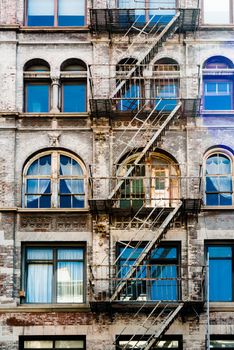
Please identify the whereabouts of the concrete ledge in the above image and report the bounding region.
[0,303,91,312]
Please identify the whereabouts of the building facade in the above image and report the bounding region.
[0,0,234,349]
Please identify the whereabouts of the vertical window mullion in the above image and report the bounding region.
[51,152,58,207]
[54,0,58,26]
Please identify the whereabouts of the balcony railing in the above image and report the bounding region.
[89,264,206,303]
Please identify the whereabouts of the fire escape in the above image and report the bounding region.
[89,1,204,349]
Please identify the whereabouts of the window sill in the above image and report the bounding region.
[202,205,234,210]
[19,26,90,33]
[201,110,234,115]
[200,24,234,30]
[19,112,89,118]
[210,302,234,311]
[1,303,91,313]
[0,207,90,213]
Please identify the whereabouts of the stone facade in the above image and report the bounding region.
[0,0,234,349]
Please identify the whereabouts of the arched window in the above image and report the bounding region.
[117,152,180,209]
[24,59,51,113]
[203,56,234,111]
[26,0,86,27]
[152,58,180,111]
[60,59,87,112]
[205,152,232,206]
[23,151,86,209]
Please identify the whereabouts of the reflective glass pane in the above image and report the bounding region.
[60,195,72,208]
[219,176,232,192]
[72,179,84,193]
[58,0,85,26]
[151,247,177,259]
[39,179,51,194]
[206,193,219,206]
[220,193,232,206]
[73,195,85,208]
[39,195,51,208]
[26,264,53,303]
[57,261,83,302]
[27,248,53,260]
[28,0,54,26]
[63,83,86,112]
[156,340,179,348]
[26,84,49,113]
[60,156,83,176]
[206,177,219,192]
[208,246,232,258]
[203,0,230,24]
[26,194,39,208]
[206,82,216,93]
[58,248,84,260]
[24,340,53,348]
[204,95,232,110]
[55,340,84,348]
[60,179,72,194]
[27,179,38,193]
[210,340,234,348]
[27,155,51,175]
[151,265,177,300]
[209,259,232,301]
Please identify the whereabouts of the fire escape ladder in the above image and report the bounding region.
[110,12,180,99]
[143,303,184,350]
[108,101,182,200]
[110,201,183,302]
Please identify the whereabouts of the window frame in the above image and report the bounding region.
[25,0,87,27]
[116,241,181,302]
[203,78,234,111]
[23,150,88,209]
[206,241,234,302]
[61,80,87,113]
[21,243,86,304]
[115,334,183,349]
[204,150,233,208]
[19,335,86,350]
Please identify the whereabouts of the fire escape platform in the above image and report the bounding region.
[89,8,200,34]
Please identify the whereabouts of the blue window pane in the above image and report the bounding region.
[206,82,216,93]
[27,248,53,260]
[73,195,85,208]
[39,179,51,194]
[27,179,38,193]
[26,264,53,303]
[26,84,49,112]
[117,85,140,111]
[206,193,219,206]
[27,155,51,176]
[204,95,232,110]
[151,265,177,301]
[220,193,232,206]
[119,247,144,260]
[208,247,232,258]
[72,179,84,193]
[206,177,218,192]
[39,195,51,208]
[151,247,177,259]
[27,0,54,26]
[58,0,85,26]
[219,176,232,192]
[209,260,232,301]
[63,83,86,112]
[60,179,72,194]
[26,195,39,208]
[60,156,83,176]
[60,195,72,208]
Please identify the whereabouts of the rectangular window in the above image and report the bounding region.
[207,244,233,302]
[23,245,85,304]
[62,82,86,112]
[117,243,180,301]
[19,336,86,350]
[25,83,50,113]
[27,0,85,26]
[210,336,234,349]
[204,81,233,110]
[116,335,182,349]
[203,0,231,24]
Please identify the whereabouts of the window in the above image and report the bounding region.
[117,243,180,301]
[202,56,234,112]
[203,0,233,24]
[118,0,176,25]
[26,0,86,26]
[206,244,234,302]
[61,59,87,113]
[22,244,85,303]
[23,151,86,209]
[24,58,87,113]
[19,336,86,349]
[118,153,180,209]
[205,152,232,206]
[210,336,234,349]
[24,59,50,113]
[116,335,182,349]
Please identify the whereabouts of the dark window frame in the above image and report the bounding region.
[19,335,86,350]
[205,241,234,302]
[21,243,86,304]
[115,334,183,349]
[24,0,87,27]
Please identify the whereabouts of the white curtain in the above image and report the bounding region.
[59,0,84,16]
[28,0,54,16]
[26,264,53,303]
